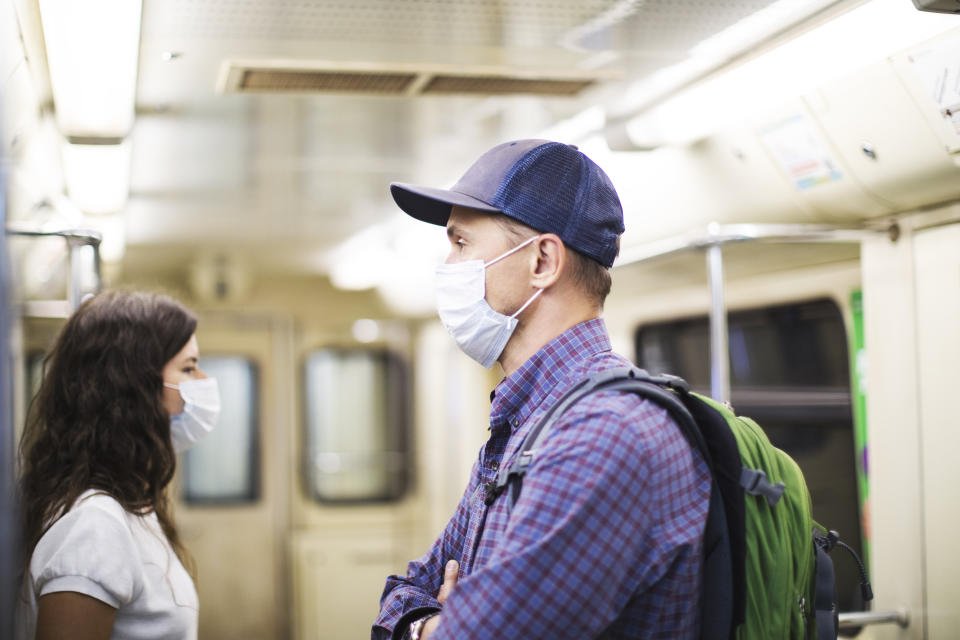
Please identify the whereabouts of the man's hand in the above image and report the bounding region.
[421,560,459,639]
[436,560,459,604]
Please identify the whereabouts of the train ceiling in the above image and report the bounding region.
[121,0,850,276]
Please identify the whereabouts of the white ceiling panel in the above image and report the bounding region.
[125,0,824,280]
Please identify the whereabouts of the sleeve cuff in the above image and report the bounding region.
[392,607,441,640]
[39,575,122,609]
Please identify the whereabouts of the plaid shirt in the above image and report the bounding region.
[373,319,710,639]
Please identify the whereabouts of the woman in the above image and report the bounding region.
[15,290,219,640]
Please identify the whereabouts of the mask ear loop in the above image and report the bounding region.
[163,382,179,390]
[483,234,542,269]
[483,234,546,319]
[509,287,544,319]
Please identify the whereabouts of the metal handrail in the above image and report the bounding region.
[5,227,103,312]
[615,222,892,268]
[614,221,892,404]
[838,608,910,630]
[5,228,103,244]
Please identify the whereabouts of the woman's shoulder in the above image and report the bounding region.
[30,489,147,604]
[36,490,135,555]
[71,489,128,521]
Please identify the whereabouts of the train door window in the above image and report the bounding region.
[303,349,409,503]
[181,356,259,504]
[635,298,866,613]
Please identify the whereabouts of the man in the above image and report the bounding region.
[372,139,711,640]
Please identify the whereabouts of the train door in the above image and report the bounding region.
[287,318,496,640]
[912,223,960,639]
[290,325,416,640]
[863,218,960,639]
[173,315,290,640]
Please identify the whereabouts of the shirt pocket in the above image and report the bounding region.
[134,516,199,611]
[165,557,199,610]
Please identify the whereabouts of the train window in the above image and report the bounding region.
[635,298,866,613]
[303,349,409,503]
[181,356,259,504]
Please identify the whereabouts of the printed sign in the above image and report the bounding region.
[760,114,843,190]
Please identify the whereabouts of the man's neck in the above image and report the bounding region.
[499,298,600,377]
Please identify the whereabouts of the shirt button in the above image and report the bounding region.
[489,460,500,471]
[511,418,519,428]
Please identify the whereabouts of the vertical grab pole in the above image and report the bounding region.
[92,241,102,293]
[68,240,85,311]
[706,235,730,404]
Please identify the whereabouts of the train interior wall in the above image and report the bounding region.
[5,0,960,637]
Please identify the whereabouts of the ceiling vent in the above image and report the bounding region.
[217,60,606,97]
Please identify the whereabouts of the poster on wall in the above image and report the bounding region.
[759,113,844,190]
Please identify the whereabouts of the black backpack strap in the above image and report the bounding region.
[678,394,747,638]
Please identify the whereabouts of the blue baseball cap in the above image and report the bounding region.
[390,139,624,268]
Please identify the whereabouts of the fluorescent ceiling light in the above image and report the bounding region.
[327,225,393,291]
[374,224,448,315]
[621,0,959,147]
[326,214,447,315]
[688,0,835,60]
[611,0,838,123]
[327,213,448,292]
[38,0,142,137]
[375,261,438,316]
[61,139,131,214]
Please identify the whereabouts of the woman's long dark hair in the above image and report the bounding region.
[19,290,197,575]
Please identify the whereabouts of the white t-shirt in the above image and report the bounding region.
[15,490,198,640]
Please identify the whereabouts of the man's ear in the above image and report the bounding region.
[530,234,564,289]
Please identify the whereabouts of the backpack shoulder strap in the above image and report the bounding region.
[485,366,708,509]
[484,366,737,640]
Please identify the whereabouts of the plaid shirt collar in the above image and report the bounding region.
[489,317,611,431]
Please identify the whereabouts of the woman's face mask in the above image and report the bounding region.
[434,235,544,369]
[164,378,220,452]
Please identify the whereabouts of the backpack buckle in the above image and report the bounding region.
[484,450,535,506]
[814,529,839,553]
[516,450,535,470]
[740,468,786,507]
[483,481,502,506]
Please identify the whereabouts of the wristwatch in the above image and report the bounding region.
[408,613,439,640]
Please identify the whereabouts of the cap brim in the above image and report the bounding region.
[390,182,501,226]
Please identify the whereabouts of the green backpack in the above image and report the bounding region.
[487,367,872,640]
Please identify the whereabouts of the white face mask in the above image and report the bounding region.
[435,235,545,369]
[164,378,220,453]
